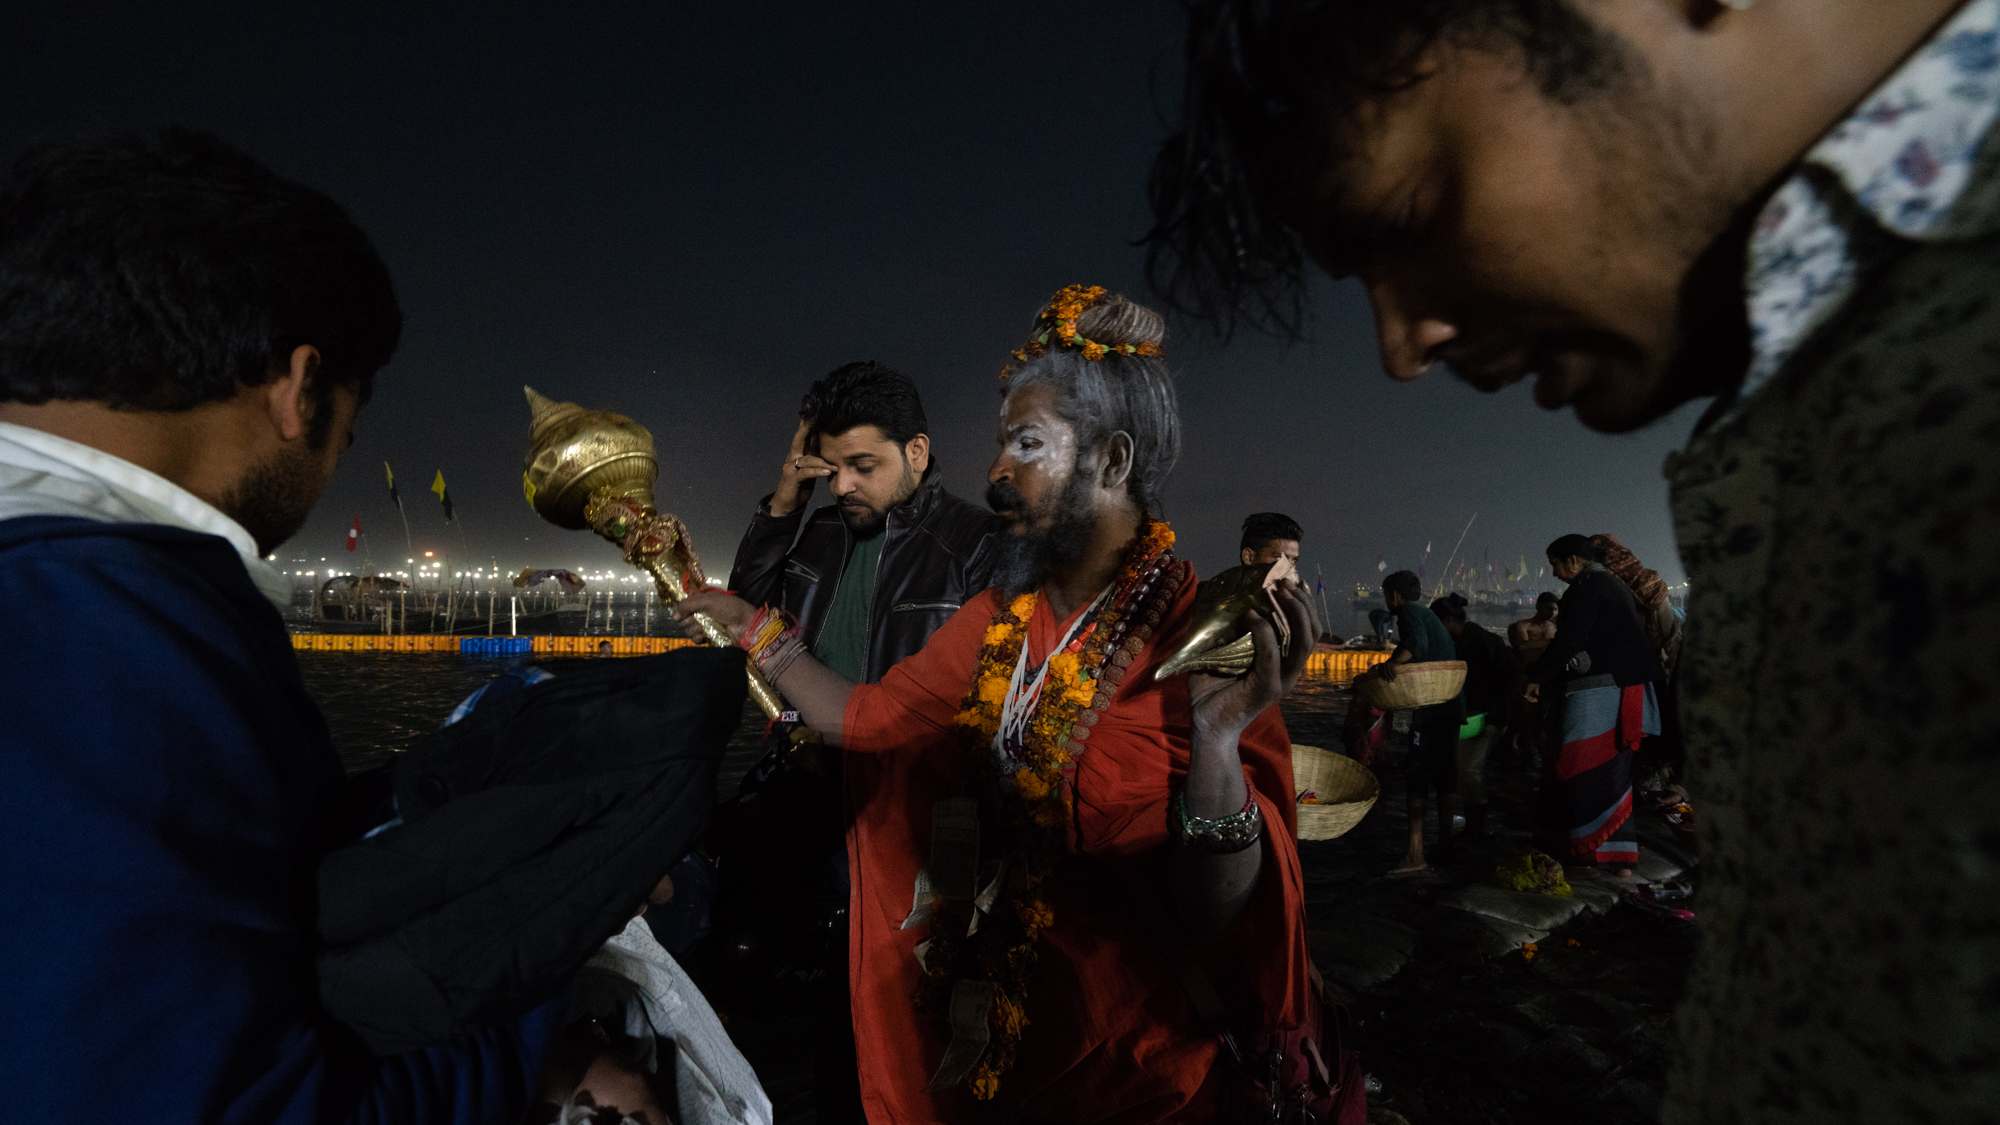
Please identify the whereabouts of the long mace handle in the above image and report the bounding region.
[640,559,785,720]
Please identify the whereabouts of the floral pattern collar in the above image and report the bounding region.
[1723,0,2000,432]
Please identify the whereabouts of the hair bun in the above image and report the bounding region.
[1001,285,1167,381]
[1073,294,1166,350]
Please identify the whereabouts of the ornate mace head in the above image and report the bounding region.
[521,386,660,530]
[520,386,708,598]
[520,386,781,717]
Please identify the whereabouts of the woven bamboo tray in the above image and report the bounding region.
[1353,659,1466,710]
[1292,744,1379,841]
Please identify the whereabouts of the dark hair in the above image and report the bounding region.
[1383,569,1421,600]
[1537,590,1560,608]
[800,360,929,447]
[1429,592,1468,621]
[1005,293,1180,517]
[1144,0,1626,336]
[0,128,400,447]
[1546,533,1596,561]
[1240,511,1303,552]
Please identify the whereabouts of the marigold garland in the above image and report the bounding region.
[916,519,1179,1100]
[1000,284,1166,380]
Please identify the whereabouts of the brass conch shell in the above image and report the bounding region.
[1154,556,1296,680]
[521,386,784,718]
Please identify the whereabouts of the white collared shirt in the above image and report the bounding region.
[0,420,293,608]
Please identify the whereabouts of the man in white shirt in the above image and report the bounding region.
[0,127,562,1125]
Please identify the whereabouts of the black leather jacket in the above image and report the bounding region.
[726,467,1003,684]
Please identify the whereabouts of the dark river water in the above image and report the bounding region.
[297,652,1355,789]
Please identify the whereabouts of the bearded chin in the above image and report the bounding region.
[219,444,322,557]
[990,470,1096,598]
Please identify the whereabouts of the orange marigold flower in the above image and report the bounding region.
[1014,768,1050,802]
[993,994,1029,1035]
[1081,341,1107,361]
[984,623,1015,648]
[1014,899,1054,932]
[979,676,1008,707]
[971,1065,1001,1101]
[1048,651,1081,684]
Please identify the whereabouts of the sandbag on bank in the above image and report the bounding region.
[317,646,748,1055]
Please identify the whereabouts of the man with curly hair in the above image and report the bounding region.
[725,360,1002,1123]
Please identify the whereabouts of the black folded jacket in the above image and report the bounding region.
[316,647,749,1055]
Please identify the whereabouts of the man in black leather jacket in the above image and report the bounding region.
[723,360,1000,1125]
[729,361,1000,682]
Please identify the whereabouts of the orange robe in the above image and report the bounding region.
[841,572,1310,1125]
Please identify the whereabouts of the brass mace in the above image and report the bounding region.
[521,387,784,719]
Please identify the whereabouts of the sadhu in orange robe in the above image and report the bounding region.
[839,564,1311,1125]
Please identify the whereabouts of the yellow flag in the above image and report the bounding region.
[431,470,447,500]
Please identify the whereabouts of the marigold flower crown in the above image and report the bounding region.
[999,284,1166,380]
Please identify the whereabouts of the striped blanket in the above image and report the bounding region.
[1546,674,1660,867]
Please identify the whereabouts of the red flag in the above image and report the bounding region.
[346,515,361,552]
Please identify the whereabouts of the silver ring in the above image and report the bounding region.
[793,457,802,470]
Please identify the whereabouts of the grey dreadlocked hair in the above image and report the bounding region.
[1002,292,1181,517]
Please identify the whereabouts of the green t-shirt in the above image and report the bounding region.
[1393,602,1456,664]
[813,531,885,682]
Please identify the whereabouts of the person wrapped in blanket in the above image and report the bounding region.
[437,665,770,1125]
[1526,534,1667,878]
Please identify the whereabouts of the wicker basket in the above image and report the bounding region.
[1291,744,1380,841]
[1352,659,1466,710]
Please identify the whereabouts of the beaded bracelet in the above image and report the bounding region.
[1176,791,1264,854]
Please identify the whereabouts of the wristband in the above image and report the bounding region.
[759,635,809,683]
[739,605,801,666]
[1176,791,1264,854]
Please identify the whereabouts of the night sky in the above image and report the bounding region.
[2,2,1700,601]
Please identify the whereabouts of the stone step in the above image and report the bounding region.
[1307,911,1418,993]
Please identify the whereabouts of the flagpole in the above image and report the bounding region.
[430,468,473,635]
[1438,513,1477,594]
[1314,564,1333,639]
[386,462,415,583]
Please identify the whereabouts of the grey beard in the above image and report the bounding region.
[988,469,1097,599]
